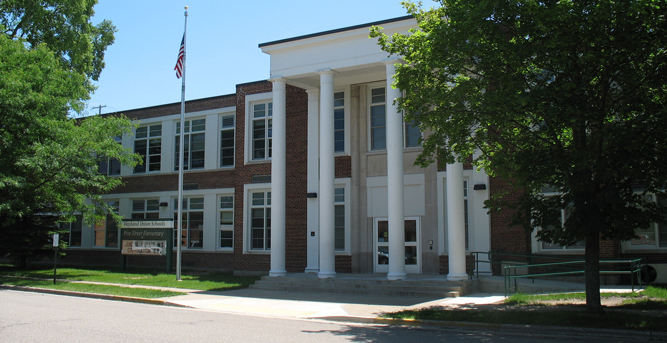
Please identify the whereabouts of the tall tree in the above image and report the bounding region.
[372,0,667,314]
[0,1,139,266]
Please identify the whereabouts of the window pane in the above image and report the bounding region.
[136,126,147,138]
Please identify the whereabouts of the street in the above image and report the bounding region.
[0,290,648,342]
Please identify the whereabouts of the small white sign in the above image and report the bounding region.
[52,233,59,247]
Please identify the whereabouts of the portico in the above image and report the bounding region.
[260,16,488,279]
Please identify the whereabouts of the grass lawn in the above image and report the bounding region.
[0,265,261,292]
[0,276,184,298]
[385,286,667,332]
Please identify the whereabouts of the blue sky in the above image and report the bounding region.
[87,1,436,116]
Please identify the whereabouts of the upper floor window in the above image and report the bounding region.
[252,102,272,160]
[370,87,386,151]
[175,119,206,171]
[334,92,345,153]
[404,120,421,148]
[131,199,160,219]
[220,115,235,167]
[98,136,122,176]
[134,124,162,173]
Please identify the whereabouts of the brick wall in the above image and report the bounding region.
[232,81,309,273]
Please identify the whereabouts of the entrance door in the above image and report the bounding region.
[374,217,420,274]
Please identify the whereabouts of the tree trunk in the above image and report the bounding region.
[585,231,604,315]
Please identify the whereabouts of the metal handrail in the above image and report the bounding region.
[502,258,644,296]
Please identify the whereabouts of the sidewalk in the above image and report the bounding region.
[161,287,507,321]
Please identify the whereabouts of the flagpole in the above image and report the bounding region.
[176,6,188,281]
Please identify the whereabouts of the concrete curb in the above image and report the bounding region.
[338,316,667,341]
[0,284,193,308]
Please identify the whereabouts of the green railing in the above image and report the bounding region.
[502,259,644,296]
[469,251,583,279]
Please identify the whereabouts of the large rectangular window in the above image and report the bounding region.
[630,195,667,248]
[220,115,235,167]
[219,195,234,249]
[175,119,206,170]
[252,102,272,160]
[370,87,386,151]
[334,92,345,153]
[540,206,585,250]
[134,124,162,173]
[335,187,345,252]
[98,136,122,176]
[173,198,204,249]
[250,191,271,250]
[405,120,421,148]
[94,201,119,247]
[59,216,83,248]
[131,199,160,219]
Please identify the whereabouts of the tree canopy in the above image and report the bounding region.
[0,1,138,265]
[372,0,667,313]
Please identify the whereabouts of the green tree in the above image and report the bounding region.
[0,1,139,267]
[372,0,667,314]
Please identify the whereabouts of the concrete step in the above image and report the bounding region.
[249,275,468,298]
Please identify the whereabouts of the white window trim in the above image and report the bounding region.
[173,116,207,171]
[243,183,272,254]
[529,191,585,254]
[621,193,667,253]
[133,124,163,174]
[244,92,273,165]
[219,111,236,169]
[335,178,351,255]
[367,83,387,153]
[218,193,235,251]
[334,87,350,156]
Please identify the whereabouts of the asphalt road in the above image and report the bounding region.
[0,290,651,342]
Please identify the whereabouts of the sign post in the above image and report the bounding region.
[52,233,59,285]
[120,219,174,273]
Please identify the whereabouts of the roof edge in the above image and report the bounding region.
[258,15,414,48]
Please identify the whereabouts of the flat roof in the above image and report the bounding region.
[258,15,414,48]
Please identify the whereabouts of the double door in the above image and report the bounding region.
[374,217,420,274]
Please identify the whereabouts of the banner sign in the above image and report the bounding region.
[122,220,174,229]
[122,240,166,256]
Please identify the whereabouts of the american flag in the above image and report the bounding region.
[174,35,185,79]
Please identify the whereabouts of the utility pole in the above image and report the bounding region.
[92,104,107,115]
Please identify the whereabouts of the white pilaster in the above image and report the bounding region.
[385,60,406,280]
[305,89,320,273]
[447,162,467,280]
[270,78,287,277]
[318,70,336,279]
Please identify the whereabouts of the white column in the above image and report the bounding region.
[270,78,287,277]
[385,60,406,280]
[305,89,320,273]
[318,70,336,279]
[447,162,467,281]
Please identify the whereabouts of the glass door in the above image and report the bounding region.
[374,217,420,274]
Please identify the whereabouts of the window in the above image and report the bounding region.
[220,115,235,167]
[405,119,421,148]
[131,199,160,219]
[134,124,162,173]
[59,216,83,248]
[370,87,386,151]
[173,198,204,249]
[629,195,667,248]
[98,136,122,176]
[540,205,585,250]
[251,102,272,160]
[335,187,345,251]
[175,119,206,170]
[219,195,234,249]
[334,92,345,153]
[95,201,119,247]
[250,191,271,250]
